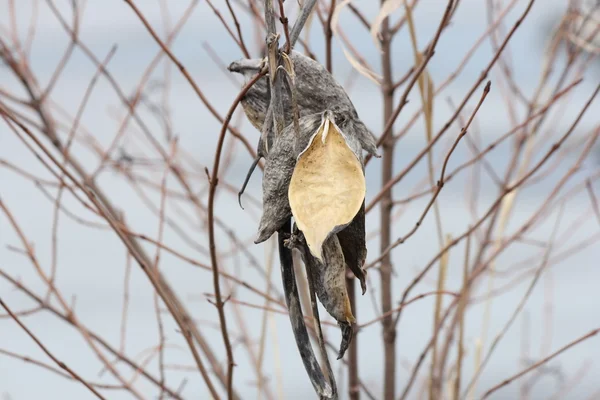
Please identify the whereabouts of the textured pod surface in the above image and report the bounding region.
[242,80,270,132]
[288,114,366,261]
[311,235,354,324]
[229,51,380,158]
[337,202,367,295]
[278,222,334,398]
[291,230,355,359]
[255,113,322,243]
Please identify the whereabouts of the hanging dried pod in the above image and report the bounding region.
[256,111,369,358]
[255,112,322,243]
[287,228,355,359]
[288,112,366,261]
[337,202,367,295]
[229,48,375,371]
[254,111,370,250]
[228,50,380,158]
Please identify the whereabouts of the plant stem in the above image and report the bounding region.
[380,2,396,398]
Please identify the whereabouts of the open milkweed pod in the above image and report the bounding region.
[278,222,334,398]
[337,202,368,295]
[255,113,322,244]
[331,120,368,294]
[311,234,355,325]
[231,51,379,209]
[227,58,268,132]
[229,51,380,158]
[290,228,355,360]
[288,111,366,262]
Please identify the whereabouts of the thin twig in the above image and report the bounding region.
[207,70,266,399]
[481,328,600,399]
[0,297,107,400]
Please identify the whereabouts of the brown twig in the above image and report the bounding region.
[206,0,250,56]
[379,2,397,398]
[0,108,223,400]
[481,328,600,399]
[369,81,491,269]
[277,0,292,53]
[371,0,455,158]
[0,297,107,400]
[225,0,251,57]
[206,70,265,400]
[0,269,183,399]
[325,0,336,72]
[122,0,256,158]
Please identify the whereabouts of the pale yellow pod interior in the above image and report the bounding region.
[288,118,366,261]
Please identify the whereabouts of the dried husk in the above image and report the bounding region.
[288,113,365,262]
[290,228,355,359]
[229,51,380,158]
[337,202,367,295]
[302,234,354,322]
[255,113,321,244]
[255,110,369,287]
[231,51,374,362]
[278,221,334,398]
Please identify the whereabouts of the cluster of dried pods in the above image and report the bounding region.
[230,50,378,397]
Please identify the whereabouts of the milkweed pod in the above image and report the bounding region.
[255,113,322,244]
[229,51,380,158]
[352,119,380,158]
[295,230,355,359]
[288,111,366,261]
[309,234,355,325]
[278,223,335,398]
[228,58,268,132]
[337,202,368,295]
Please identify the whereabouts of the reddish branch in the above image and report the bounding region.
[0,297,107,400]
[207,70,267,399]
[482,328,600,399]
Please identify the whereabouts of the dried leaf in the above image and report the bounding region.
[340,47,382,86]
[404,0,435,140]
[302,0,316,46]
[289,113,365,261]
[331,0,382,85]
[370,0,403,51]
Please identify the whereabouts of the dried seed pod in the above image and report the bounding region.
[255,113,322,244]
[337,202,367,295]
[288,112,365,261]
[311,235,355,360]
[310,235,355,325]
[229,50,380,158]
[227,58,267,132]
[231,51,374,364]
[255,110,371,245]
[290,229,354,359]
[256,111,369,285]
[278,222,334,398]
[319,115,368,293]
